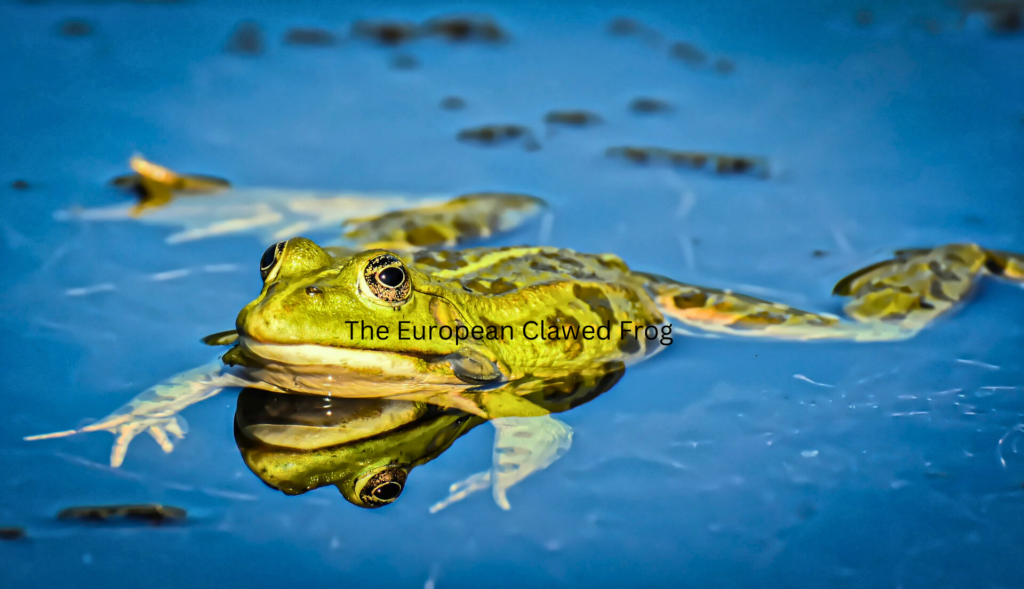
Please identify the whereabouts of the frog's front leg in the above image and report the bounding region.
[429,414,573,512]
[25,361,257,467]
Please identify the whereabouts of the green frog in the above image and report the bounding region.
[28,161,1024,509]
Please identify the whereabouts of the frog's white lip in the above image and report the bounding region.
[239,336,429,377]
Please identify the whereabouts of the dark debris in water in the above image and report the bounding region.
[855,9,875,27]
[11,179,31,190]
[0,527,26,540]
[352,20,419,45]
[424,15,507,42]
[440,96,467,110]
[353,15,507,46]
[225,21,264,55]
[544,110,603,127]
[609,18,735,74]
[607,146,770,178]
[966,1,1024,34]
[713,58,736,75]
[630,97,673,114]
[606,17,661,45]
[57,504,187,524]
[458,124,540,151]
[390,53,419,70]
[283,27,338,47]
[58,19,92,37]
[670,41,708,66]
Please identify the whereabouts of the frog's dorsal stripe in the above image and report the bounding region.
[418,246,551,280]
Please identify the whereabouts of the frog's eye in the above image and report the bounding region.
[353,467,407,508]
[260,241,286,282]
[362,253,412,305]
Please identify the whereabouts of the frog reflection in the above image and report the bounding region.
[234,366,623,510]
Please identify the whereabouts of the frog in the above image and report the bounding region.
[27,159,1024,510]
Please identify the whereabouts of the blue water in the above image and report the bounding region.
[3,1,1023,587]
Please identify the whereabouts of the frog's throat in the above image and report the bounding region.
[239,336,430,378]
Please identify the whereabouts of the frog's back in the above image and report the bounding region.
[410,246,635,293]
[410,246,669,373]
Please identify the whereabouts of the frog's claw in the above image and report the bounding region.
[343,192,546,249]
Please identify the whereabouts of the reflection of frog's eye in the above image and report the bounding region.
[354,467,407,508]
[362,254,412,305]
[260,241,286,282]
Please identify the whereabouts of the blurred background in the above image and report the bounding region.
[2,1,1023,587]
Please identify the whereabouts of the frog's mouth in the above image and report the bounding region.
[237,336,455,382]
[241,336,420,371]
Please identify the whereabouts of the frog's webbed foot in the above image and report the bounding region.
[429,415,573,512]
[342,192,546,249]
[24,362,244,467]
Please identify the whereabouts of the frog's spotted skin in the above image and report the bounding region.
[57,157,543,248]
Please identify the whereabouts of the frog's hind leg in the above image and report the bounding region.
[641,273,910,342]
[342,192,547,250]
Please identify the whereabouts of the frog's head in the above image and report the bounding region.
[236,237,465,371]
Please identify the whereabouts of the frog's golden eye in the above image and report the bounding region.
[260,241,286,282]
[353,467,407,508]
[362,253,412,305]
